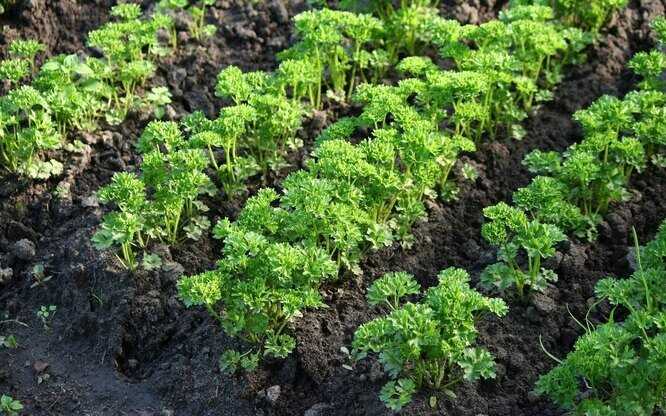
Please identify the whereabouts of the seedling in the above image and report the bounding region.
[142,253,162,271]
[278,9,385,105]
[0,395,23,416]
[36,305,56,331]
[214,68,305,193]
[144,86,172,119]
[0,335,18,349]
[87,4,171,122]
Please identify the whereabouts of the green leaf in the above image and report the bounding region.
[367,272,420,310]
[379,378,416,412]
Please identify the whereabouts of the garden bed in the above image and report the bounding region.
[1,0,665,415]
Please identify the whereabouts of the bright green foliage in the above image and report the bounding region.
[629,50,666,91]
[511,0,627,33]
[0,85,63,178]
[8,39,46,69]
[480,202,566,297]
[277,171,380,271]
[175,0,601,374]
[340,0,438,18]
[179,80,475,365]
[403,9,590,141]
[629,19,666,91]
[0,395,23,416]
[512,175,591,238]
[340,0,439,59]
[87,4,172,122]
[278,9,386,104]
[523,88,665,220]
[33,54,107,133]
[353,268,507,411]
[556,0,627,33]
[93,121,213,270]
[536,220,666,414]
[318,88,475,238]
[652,16,666,45]
[366,271,420,310]
[1,4,171,179]
[179,208,337,367]
[0,39,45,86]
[213,68,305,194]
[0,58,30,86]
[158,0,216,41]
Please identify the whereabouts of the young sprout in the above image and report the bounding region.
[0,334,18,349]
[36,305,57,331]
[0,395,23,416]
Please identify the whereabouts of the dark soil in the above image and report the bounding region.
[1,1,665,415]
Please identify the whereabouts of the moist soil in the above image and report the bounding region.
[1,1,665,415]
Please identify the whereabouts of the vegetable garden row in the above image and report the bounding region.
[0,0,665,415]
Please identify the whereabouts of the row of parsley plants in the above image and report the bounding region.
[0,4,177,179]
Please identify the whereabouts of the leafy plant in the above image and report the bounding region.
[87,4,172,122]
[8,39,45,72]
[353,268,508,411]
[0,85,63,178]
[179,213,337,368]
[214,67,304,194]
[511,0,628,33]
[536,221,666,414]
[402,9,589,141]
[480,202,566,298]
[512,175,591,238]
[628,18,666,92]
[33,54,107,133]
[93,121,213,270]
[523,89,658,222]
[36,305,56,331]
[158,0,216,41]
[0,39,46,86]
[277,9,386,105]
[0,334,17,349]
[0,59,30,87]
[340,0,440,59]
[0,395,22,416]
